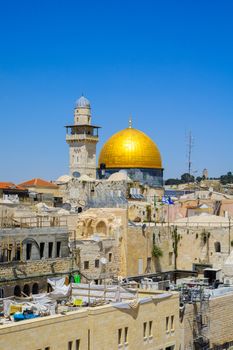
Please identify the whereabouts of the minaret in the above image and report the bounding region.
[65,95,100,179]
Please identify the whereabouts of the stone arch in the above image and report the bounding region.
[23,284,30,297]
[95,220,108,236]
[22,237,40,251]
[14,285,21,297]
[214,241,221,253]
[32,283,39,294]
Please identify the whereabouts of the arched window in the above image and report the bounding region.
[32,283,39,295]
[96,221,107,235]
[23,284,30,297]
[14,285,21,297]
[215,241,221,253]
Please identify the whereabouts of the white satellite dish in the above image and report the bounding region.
[100,257,107,265]
[91,234,101,242]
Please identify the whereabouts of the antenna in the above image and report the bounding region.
[187,131,194,177]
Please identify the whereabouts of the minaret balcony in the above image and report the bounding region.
[66,134,99,142]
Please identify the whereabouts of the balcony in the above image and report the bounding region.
[66,134,99,142]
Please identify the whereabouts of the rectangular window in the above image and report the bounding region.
[124,327,128,344]
[118,328,122,345]
[95,259,99,268]
[56,241,61,257]
[48,242,53,258]
[109,253,112,262]
[169,252,173,266]
[68,341,73,350]
[143,322,147,339]
[149,321,153,336]
[84,261,89,269]
[171,315,175,331]
[40,242,45,259]
[45,347,50,350]
[166,316,169,332]
[26,243,32,260]
[76,339,80,350]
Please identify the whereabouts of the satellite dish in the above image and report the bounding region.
[62,203,71,211]
[100,257,107,265]
[91,234,101,242]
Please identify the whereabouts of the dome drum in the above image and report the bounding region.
[98,167,163,187]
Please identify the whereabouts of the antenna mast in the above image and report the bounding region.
[187,131,194,177]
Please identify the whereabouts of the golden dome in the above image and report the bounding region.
[98,127,162,169]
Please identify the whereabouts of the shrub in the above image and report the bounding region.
[152,244,163,258]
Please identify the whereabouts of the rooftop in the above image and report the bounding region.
[0,182,26,191]
[18,178,58,189]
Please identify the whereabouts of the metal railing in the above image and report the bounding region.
[0,216,67,229]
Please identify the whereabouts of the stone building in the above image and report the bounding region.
[70,208,128,282]
[0,289,181,350]
[0,214,78,297]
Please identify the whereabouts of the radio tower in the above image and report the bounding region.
[187,131,194,178]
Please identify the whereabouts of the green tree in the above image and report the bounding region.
[165,178,182,185]
[180,173,195,184]
[220,171,233,185]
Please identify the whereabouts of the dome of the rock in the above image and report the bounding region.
[98,127,162,169]
[98,122,163,187]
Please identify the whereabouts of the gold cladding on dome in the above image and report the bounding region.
[98,127,162,169]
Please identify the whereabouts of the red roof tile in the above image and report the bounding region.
[0,182,26,191]
[18,178,58,189]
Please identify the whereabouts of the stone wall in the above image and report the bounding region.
[0,257,75,297]
[183,292,233,349]
[126,225,173,276]
[155,224,232,272]
[126,222,233,277]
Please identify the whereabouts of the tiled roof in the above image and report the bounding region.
[0,182,26,191]
[18,178,58,189]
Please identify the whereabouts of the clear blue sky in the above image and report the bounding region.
[1,0,233,183]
